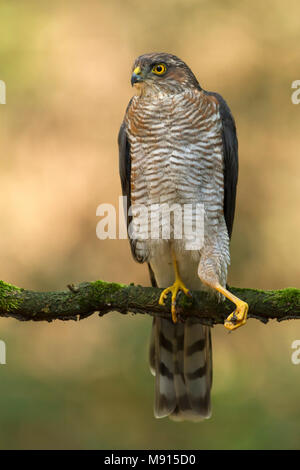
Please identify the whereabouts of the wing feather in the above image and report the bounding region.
[118,109,146,263]
[204,91,238,239]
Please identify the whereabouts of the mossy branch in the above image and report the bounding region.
[0,280,299,325]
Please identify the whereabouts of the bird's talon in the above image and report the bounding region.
[224,301,249,331]
[159,278,190,324]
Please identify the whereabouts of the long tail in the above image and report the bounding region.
[149,317,212,421]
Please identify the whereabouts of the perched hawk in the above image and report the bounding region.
[118,53,248,421]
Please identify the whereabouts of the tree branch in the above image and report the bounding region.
[0,280,299,326]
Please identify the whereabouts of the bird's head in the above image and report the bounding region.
[131,53,200,95]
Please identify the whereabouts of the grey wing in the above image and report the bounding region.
[204,91,238,239]
[118,121,131,210]
[118,117,145,263]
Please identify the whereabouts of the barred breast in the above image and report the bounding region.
[125,88,225,262]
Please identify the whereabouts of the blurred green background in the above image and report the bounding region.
[0,0,299,450]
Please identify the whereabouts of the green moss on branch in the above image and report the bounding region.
[0,280,23,312]
[0,279,299,325]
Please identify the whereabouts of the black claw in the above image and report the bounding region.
[177,311,186,323]
[231,312,238,324]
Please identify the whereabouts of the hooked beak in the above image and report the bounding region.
[131,66,143,86]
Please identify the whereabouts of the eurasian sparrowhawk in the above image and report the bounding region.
[118,53,248,421]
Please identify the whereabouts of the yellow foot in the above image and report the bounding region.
[159,279,191,323]
[224,300,249,331]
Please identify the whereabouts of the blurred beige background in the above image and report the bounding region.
[0,0,299,449]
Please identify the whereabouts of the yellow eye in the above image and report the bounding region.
[152,63,167,75]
